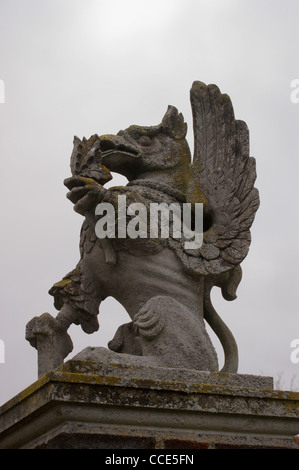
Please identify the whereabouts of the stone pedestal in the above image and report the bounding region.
[0,360,298,449]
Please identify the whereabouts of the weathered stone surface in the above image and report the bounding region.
[25,81,260,378]
[0,363,298,449]
[26,310,73,377]
[67,354,273,390]
[4,81,292,451]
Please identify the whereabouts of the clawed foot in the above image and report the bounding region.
[133,297,166,339]
[64,176,106,216]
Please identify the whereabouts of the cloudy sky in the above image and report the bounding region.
[0,0,298,405]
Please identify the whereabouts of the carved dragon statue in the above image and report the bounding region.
[26,81,259,377]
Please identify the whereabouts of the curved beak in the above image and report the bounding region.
[99,135,141,180]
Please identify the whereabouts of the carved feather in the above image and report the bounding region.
[184,81,259,275]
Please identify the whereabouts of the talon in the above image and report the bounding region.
[133,302,165,339]
[63,176,107,215]
[67,186,91,204]
[74,189,102,215]
[134,313,160,329]
[64,176,90,190]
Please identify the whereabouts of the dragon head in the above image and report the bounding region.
[99,106,191,192]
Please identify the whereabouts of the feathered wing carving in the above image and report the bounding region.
[174,81,260,373]
[183,81,260,275]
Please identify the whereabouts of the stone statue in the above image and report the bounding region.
[26,81,259,377]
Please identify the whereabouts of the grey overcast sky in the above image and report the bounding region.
[0,0,299,405]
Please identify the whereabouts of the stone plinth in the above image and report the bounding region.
[0,360,298,449]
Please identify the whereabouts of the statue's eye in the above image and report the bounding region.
[138,135,152,146]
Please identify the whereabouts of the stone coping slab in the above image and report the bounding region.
[0,361,298,449]
[69,350,274,390]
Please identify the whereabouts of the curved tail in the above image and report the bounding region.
[204,266,242,373]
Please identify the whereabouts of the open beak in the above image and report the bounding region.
[99,135,140,180]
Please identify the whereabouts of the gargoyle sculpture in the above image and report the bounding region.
[26,81,259,377]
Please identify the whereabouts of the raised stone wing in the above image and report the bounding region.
[185,81,260,275]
